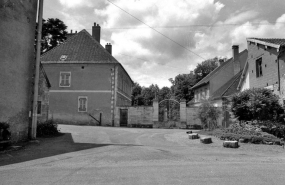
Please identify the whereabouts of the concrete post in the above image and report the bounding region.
[180,99,186,127]
[152,99,159,123]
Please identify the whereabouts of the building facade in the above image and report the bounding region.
[0,0,38,141]
[41,24,133,126]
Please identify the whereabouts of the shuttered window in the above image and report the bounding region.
[78,96,87,112]
[59,72,71,87]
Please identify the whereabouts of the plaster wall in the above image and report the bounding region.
[0,0,38,141]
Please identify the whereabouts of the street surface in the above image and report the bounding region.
[1,125,285,185]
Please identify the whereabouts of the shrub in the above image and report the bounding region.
[37,119,60,137]
[196,100,221,130]
[0,122,9,130]
[231,88,283,122]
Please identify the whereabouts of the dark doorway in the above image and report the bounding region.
[120,109,128,127]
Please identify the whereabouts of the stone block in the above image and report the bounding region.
[188,133,199,139]
[223,141,239,148]
[200,137,212,144]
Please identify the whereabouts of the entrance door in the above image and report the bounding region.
[120,109,128,127]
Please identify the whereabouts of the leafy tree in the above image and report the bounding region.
[169,72,196,102]
[194,57,225,83]
[132,83,144,106]
[196,100,221,130]
[158,87,171,102]
[231,88,283,122]
[37,18,68,54]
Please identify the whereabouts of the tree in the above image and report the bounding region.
[132,83,144,106]
[158,87,171,102]
[38,18,68,54]
[231,88,283,122]
[194,57,225,83]
[169,72,196,102]
[196,100,221,130]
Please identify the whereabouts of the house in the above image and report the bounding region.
[0,0,38,141]
[190,45,248,107]
[41,23,133,126]
[37,64,51,123]
[238,38,285,103]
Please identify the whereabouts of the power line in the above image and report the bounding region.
[106,0,206,60]
[117,53,190,71]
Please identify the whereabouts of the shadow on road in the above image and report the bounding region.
[0,133,139,167]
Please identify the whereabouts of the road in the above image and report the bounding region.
[1,125,285,185]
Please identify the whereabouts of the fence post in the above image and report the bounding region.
[153,98,159,124]
[180,99,186,128]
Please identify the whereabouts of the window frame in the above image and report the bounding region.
[59,71,71,87]
[78,96,88,112]
[256,58,263,78]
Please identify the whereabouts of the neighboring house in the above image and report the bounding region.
[238,38,285,103]
[0,1,38,141]
[190,45,248,107]
[37,64,51,123]
[41,23,133,126]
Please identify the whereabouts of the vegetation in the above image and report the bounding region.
[37,119,60,137]
[196,100,221,130]
[37,18,68,54]
[231,88,283,122]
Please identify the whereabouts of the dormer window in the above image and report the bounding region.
[60,55,68,61]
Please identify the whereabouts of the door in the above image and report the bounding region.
[120,109,128,127]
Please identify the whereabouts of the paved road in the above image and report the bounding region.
[1,125,285,185]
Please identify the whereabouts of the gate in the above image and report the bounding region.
[158,99,180,127]
[120,109,128,127]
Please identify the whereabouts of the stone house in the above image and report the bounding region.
[37,64,51,123]
[41,23,133,126]
[238,38,285,103]
[190,45,248,107]
[0,0,38,141]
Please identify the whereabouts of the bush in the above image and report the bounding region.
[196,100,221,130]
[0,122,9,130]
[37,119,60,137]
[231,88,283,122]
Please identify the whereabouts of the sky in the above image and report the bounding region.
[43,0,285,88]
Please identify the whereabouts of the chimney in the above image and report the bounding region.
[92,22,101,43]
[105,43,112,55]
[232,45,240,75]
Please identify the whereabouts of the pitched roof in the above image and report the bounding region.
[247,38,285,48]
[191,49,248,90]
[211,71,242,100]
[41,29,118,63]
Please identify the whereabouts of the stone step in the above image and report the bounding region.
[223,141,239,148]
[200,137,212,144]
[188,133,199,139]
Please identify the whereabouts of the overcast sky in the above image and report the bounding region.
[43,0,285,88]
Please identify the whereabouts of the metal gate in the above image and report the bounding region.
[158,99,180,127]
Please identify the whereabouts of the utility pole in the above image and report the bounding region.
[31,0,44,139]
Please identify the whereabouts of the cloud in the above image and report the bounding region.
[59,0,93,8]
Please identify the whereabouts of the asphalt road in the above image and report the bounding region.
[1,125,285,185]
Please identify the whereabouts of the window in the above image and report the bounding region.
[256,58,263,77]
[59,72,71,87]
[37,101,42,115]
[78,96,87,112]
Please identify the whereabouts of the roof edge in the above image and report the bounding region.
[247,38,280,49]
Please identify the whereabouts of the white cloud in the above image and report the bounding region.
[59,0,93,8]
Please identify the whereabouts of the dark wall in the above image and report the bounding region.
[0,0,38,141]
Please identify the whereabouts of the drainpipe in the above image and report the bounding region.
[31,0,44,139]
[277,47,284,91]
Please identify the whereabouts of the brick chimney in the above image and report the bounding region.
[105,43,112,55]
[92,22,101,43]
[232,45,240,75]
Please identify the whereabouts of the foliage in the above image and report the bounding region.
[169,73,195,102]
[196,100,221,130]
[0,122,9,129]
[231,88,283,121]
[37,18,68,54]
[37,119,60,137]
[194,57,223,83]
